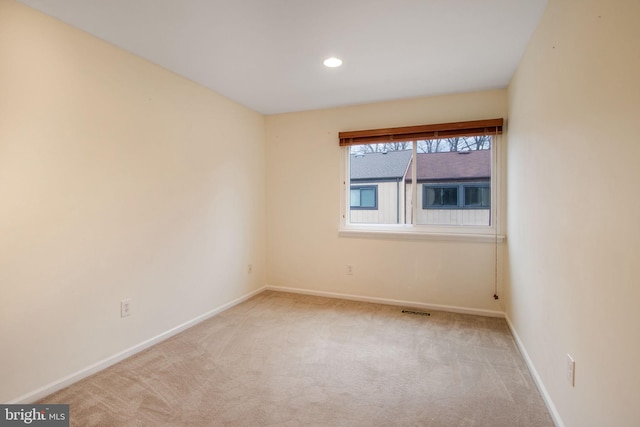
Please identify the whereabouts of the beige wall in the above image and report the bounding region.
[506,0,640,426]
[266,90,507,312]
[0,0,266,402]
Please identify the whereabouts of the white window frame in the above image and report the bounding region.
[339,136,505,243]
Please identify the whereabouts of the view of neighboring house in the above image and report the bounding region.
[349,149,412,224]
[350,148,491,226]
[407,150,491,226]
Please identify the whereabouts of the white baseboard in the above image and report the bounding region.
[10,286,267,404]
[504,314,564,427]
[265,285,505,318]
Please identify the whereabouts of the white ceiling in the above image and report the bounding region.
[18,0,548,115]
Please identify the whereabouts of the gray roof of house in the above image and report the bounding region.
[350,150,412,180]
[351,149,490,181]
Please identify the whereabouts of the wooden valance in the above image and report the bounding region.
[339,118,503,146]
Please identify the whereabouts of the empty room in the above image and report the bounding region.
[1,0,638,426]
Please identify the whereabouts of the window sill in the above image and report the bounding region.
[338,225,505,243]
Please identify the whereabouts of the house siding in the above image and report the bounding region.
[406,183,490,226]
[350,180,405,224]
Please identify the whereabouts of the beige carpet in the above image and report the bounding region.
[40,291,554,426]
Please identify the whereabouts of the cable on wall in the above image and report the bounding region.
[493,130,500,300]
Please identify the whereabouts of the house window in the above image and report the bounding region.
[339,119,503,239]
[423,183,490,209]
[350,186,378,209]
[464,185,490,208]
[424,186,459,208]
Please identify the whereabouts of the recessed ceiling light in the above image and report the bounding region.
[323,57,342,68]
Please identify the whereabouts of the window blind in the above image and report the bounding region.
[339,118,503,146]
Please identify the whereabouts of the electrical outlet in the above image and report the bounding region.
[346,265,353,275]
[566,354,575,386]
[121,299,131,318]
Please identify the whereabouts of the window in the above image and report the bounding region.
[424,185,459,208]
[350,185,377,209]
[423,183,490,209]
[464,184,490,208]
[348,146,411,224]
[339,119,503,240]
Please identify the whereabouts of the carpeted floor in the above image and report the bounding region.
[40,291,554,426]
